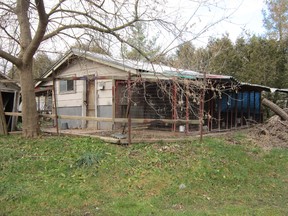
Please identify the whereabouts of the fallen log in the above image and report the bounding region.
[262,98,288,121]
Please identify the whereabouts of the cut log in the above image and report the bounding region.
[262,98,288,121]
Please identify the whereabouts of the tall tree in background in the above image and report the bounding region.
[174,34,285,88]
[33,52,54,78]
[205,35,239,76]
[8,52,54,79]
[263,0,288,88]
[263,0,288,41]
[236,36,280,86]
[173,41,196,70]
[72,38,111,56]
[172,41,211,71]
[121,22,160,61]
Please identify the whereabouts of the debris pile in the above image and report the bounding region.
[250,98,288,149]
[255,115,288,148]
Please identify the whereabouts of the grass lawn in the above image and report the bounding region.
[0,133,287,215]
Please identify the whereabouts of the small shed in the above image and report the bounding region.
[0,73,21,131]
[35,49,273,133]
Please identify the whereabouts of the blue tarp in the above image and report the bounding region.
[220,91,261,114]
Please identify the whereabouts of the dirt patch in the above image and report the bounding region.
[248,115,288,149]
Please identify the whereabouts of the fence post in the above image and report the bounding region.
[52,76,59,135]
[128,72,132,145]
[200,71,206,142]
[0,90,8,135]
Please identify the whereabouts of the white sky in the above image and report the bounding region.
[163,0,266,48]
[0,0,267,72]
[28,0,269,54]
[216,0,265,40]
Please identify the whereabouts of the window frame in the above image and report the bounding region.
[59,78,76,94]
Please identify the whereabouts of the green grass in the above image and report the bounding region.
[1,134,287,215]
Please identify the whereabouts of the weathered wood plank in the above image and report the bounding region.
[4,112,199,124]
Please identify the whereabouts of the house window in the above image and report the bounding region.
[59,80,75,93]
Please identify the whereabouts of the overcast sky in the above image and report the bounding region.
[218,0,265,39]
[163,0,266,47]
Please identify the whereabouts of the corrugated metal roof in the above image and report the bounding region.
[239,83,288,93]
[74,49,188,74]
[38,48,234,82]
[36,49,288,94]
[276,88,288,93]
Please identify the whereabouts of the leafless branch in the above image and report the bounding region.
[23,0,49,63]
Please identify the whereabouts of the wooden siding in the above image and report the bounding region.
[97,79,112,106]
[52,58,126,111]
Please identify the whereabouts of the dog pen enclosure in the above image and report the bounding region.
[31,49,268,143]
[35,73,264,137]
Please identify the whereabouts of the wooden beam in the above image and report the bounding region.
[0,79,20,83]
[52,77,59,135]
[112,78,116,129]
[0,91,8,135]
[4,112,200,124]
[35,75,130,82]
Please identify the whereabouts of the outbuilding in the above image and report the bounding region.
[35,49,269,133]
[0,73,20,131]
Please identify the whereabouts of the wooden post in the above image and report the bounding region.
[247,92,251,121]
[11,91,19,131]
[218,97,221,131]
[200,71,206,142]
[199,92,203,141]
[226,95,229,130]
[210,93,214,131]
[172,80,177,132]
[37,96,40,111]
[259,92,262,123]
[185,87,189,134]
[0,91,8,135]
[230,94,233,129]
[83,79,88,128]
[127,72,132,145]
[241,92,244,127]
[234,93,238,128]
[253,91,256,121]
[112,78,116,130]
[52,77,59,135]
[207,93,210,131]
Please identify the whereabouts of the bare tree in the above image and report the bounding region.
[0,0,233,137]
[0,0,162,137]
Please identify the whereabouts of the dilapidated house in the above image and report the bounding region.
[35,49,270,132]
[0,73,20,131]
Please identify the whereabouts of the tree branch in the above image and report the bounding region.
[0,2,16,11]
[0,25,20,46]
[0,49,21,67]
[44,0,140,41]
[23,0,48,63]
[43,17,139,41]
[47,0,67,16]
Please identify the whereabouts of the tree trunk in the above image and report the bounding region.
[262,98,288,121]
[0,90,8,135]
[19,64,39,137]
